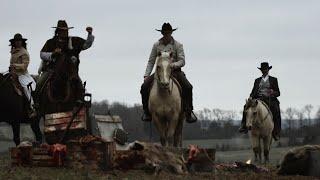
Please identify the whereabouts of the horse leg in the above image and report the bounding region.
[12,123,20,146]
[174,115,184,147]
[167,114,180,147]
[252,136,259,163]
[258,138,262,163]
[30,116,43,144]
[263,135,272,164]
[153,115,167,146]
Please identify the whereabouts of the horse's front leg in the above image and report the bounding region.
[11,123,20,146]
[152,114,167,146]
[263,135,272,164]
[30,116,43,144]
[251,135,260,163]
[258,138,262,163]
[174,115,184,147]
[167,115,180,147]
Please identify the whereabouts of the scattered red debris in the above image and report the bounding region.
[188,144,200,162]
[41,143,67,166]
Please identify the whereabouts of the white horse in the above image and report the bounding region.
[149,51,184,147]
[245,98,274,163]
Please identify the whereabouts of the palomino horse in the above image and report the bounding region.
[245,97,274,163]
[149,51,184,147]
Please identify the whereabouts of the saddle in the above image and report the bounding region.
[7,73,24,96]
[171,76,182,95]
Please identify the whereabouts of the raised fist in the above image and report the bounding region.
[86,27,93,34]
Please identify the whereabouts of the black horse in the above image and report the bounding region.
[37,53,84,116]
[0,73,42,146]
[35,52,87,144]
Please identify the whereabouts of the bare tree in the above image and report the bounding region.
[304,104,313,126]
[316,107,320,127]
[212,108,224,121]
[285,107,297,120]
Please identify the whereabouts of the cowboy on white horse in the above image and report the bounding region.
[140,23,197,123]
[239,62,281,141]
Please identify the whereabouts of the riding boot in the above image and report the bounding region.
[185,89,197,123]
[270,102,281,141]
[141,90,151,121]
[238,108,248,133]
[140,75,154,122]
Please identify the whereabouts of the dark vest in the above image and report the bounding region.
[250,76,280,104]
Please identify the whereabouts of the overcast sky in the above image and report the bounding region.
[0,0,319,115]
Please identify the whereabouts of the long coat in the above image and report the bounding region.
[10,47,30,76]
[250,76,280,104]
[250,75,281,134]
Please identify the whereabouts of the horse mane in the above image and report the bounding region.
[245,98,272,117]
[257,100,273,116]
[156,51,172,64]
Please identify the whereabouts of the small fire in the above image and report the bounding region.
[246,159,251,164]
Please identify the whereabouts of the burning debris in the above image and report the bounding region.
[215,161,269,173]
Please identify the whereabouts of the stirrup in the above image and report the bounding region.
[142,113,151,122]
[238,126,248,134]
[186,111,197,123]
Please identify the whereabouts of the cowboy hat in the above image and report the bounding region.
[156,23,177,33]
[9,33,27,43]
[52,20,74,30]
[258,62,272,70]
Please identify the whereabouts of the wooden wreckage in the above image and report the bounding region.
[10,97,217,174]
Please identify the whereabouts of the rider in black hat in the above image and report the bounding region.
[239,62,281,140]
[9,33,37,117]
[36,20,95,101]
[140,22,197,123]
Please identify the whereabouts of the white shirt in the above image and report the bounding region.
[261,75,269,82]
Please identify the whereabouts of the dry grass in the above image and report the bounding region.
[0,152,317,180]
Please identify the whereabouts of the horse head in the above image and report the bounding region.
[155,51,173,89]
[245,98,260,129]
[47,53,78,103]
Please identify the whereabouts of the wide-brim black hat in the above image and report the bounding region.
[52,20,74,30]
[258,62,272,70]
[9,33,27,43]
[156,23,177,33]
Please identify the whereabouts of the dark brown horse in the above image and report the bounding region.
[37,52,85,116]
[0,73,42,146]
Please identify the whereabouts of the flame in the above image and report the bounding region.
[246,159,251,164]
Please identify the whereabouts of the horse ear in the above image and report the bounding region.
[254,99,258,106]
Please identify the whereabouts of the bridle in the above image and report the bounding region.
[155,55,174,94]
[247,100,272,128]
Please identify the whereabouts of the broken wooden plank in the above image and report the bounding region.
[45,108,86,120]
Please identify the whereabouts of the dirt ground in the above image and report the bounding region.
[0,152,318,180]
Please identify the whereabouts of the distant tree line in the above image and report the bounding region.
[90,100,320,142]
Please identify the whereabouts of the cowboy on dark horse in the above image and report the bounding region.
[0,33,42,145]
[140,23,197,123]
[239,62,281,141]
[35,20,94,113]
